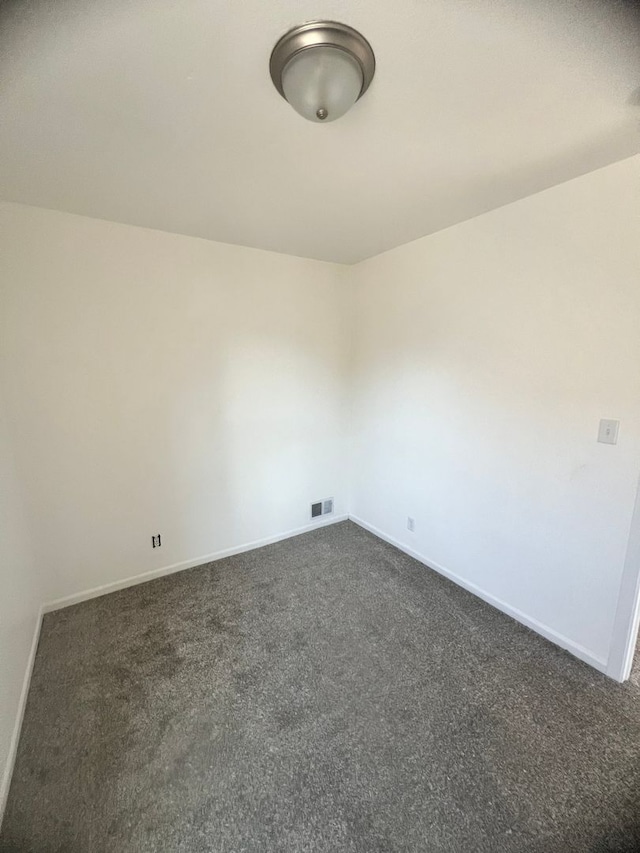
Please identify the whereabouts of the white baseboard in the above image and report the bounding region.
[42,514,348,614]
[0,606,43,825]
[349,515,608,675]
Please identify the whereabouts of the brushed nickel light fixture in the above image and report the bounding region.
[269,21,375,123]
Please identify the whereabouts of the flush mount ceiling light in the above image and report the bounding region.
[269,21,375,123]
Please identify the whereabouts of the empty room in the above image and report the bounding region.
[1,0,640,850]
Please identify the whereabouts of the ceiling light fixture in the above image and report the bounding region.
[269,21,375,123]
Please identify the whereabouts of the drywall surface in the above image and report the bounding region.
[0,203,350,604]
[350,155,640,666]
[0,396,40,819]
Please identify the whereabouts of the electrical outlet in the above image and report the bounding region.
[152,534,162,548]
[407,517,415,533]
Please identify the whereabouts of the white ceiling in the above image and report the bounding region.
[1,0,638,264]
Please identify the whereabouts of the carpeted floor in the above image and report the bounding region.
[2,521,640,852]
[630,641,640,691]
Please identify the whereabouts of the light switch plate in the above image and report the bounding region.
[598,419,620,445]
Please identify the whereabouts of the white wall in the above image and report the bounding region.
[350,155,640,668]
[0,203,350,607]
[0,395,40,818]
[1,155,639,818]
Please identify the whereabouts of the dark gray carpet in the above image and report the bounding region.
[2,521,640,852]
[630,640,640,691]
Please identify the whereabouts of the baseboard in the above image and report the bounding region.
[349,515,608,675]
[0,606,43,825]
[42,514,348,614]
